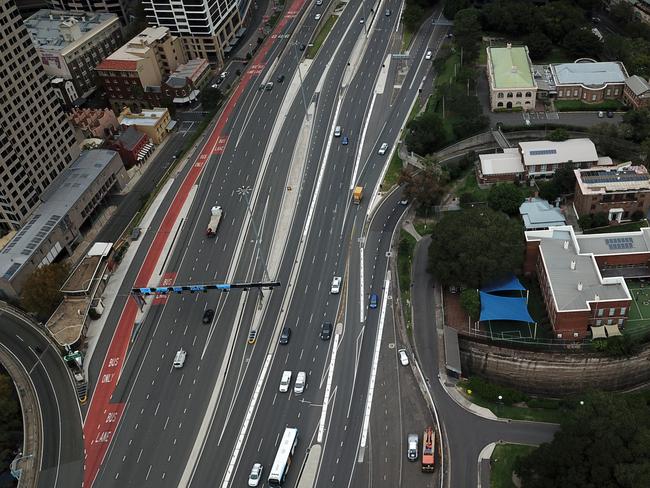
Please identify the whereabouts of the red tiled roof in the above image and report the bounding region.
[96,59,138,71]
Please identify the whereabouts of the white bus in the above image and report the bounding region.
[268,427,299,486]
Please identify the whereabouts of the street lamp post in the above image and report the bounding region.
[237,186,271,301]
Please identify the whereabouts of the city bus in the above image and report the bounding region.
[422,426,436,473]
[268,427,299,485]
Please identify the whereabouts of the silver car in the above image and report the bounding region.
[248,463,263,487]
[407,433,418,461]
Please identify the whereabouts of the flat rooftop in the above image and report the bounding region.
[487,45,536,89]
[479,148,524,175]
[60,242,112,293]
[526,226,630,311]
[551,61,627,86]
[119,108,167,127]
[576,227,650,256]
[0,150,119,281]
[519,138,598,167]
[519,198,566,230]
[575,165,650,194]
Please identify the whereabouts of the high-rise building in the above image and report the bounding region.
[143,0,250,65]
[0,0,80,231]
[48,0,129,23]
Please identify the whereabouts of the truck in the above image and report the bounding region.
[353,186,363,204]
[421,426,435,472]
[206,205,223,237]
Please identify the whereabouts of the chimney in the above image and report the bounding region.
[595,294,600,301]
[577,282,583,291]
[570,260,576,270]
[563,240,569,250]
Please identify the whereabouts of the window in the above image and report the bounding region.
[574,89,578,96]
[609,307,615,316]
[592,95,596,101]
[558,90,563,96]
[516,92,522,98]
[596,320,602,326]
[620,307,626,315]
[497,92,504,98]
[614,89,619,95]
[525,92,532,97]
[597,308,604,317]
[606,89,611,96]
[618,318,624,325]
[607,319,613,325]
[507,92,513,98]
[497,102,503,107]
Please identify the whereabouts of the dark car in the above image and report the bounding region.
[279,327,291,344]
[342,136,349,145]
[277,74,285,83]
[202,309,214,324]
[320,322,332,340]
[606,111,614,118]
[299,43,306,51]
[369,293,379,309]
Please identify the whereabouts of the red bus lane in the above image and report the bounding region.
[82,1,307,485]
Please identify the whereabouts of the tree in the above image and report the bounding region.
[523,31,553,60]
[480,0,534,36]
[427,207,524,288]
[399,165,449,209]
[402,4,425,34]
[487,183,524,216]
[591,211,610,228]
[539,165,577,202]
[622,108,650,143]
[405,111,449,155]
[562,28,603,59]
[515,391,650,488]
[547,128,569,142]
[641,138,650,164]
[0,373,22,472]
[20,262,69,322]
[538,1,587,43]
[453,8,482,63]
[199,86,224,112]
[460,288,480,320]
[443,0,470,20]
[438,82,489,140]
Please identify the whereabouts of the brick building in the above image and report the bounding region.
[69,107,119,139]
[118,107,172,144]
[163,58,210,104]
[623,75,650,109]
[551,61,628,103]
[573,164,650,223]
[111,126,152,168]
[524,225,638,339]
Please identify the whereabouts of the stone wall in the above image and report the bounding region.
[459,335,650,395]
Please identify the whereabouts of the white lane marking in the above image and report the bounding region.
[359,243,365,324]
[317,331,340,443]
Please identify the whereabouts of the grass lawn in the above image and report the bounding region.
[398,230,417,332]
[306,15,337,59]
[455,172,489,203]
[585,219,649,234]
[402,29,414,52]
[491,444,536,488]
[554,99,626,112]
[460,388,566,423]
[381,150,403,191]
[414,222,434,236]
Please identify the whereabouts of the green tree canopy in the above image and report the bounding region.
[0,373,22,471]
[402,4,425,33]
[399,165,449,209]
[427,207,524,288]
[443,0,470,20]
[538,0,587,43]
[523,31,553,60]
[547,128,569,142]
[453,8,482,63]
[562,28,603,59]
[20,262,69,321]
[460,288,480,320]
[405,111,449,156]
[199,86,224,112]
[622,108,650,143]
[515,391,650,488]
[487,183,524,216]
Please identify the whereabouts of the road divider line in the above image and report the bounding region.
[317,330,339,443]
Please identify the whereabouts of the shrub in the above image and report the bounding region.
[631,210,645,221]
[465,377,528,405]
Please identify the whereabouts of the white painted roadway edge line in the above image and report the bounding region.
[359,244,365,324]
[358,274,391,454]
[221,354,273,487]
[349,90,378,191]
[317,331,340,443]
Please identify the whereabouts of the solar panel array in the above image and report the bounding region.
[605,237,634,250]
[582,173,649,184]
[529,149,557,156]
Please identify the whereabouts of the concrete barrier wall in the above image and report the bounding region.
[459,335,650,395]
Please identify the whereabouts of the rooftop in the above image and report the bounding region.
[479,148,524,175]
[526,226,630,311]
[487,45,536,89]
[575,164,650,195]
[25,9,118,53]
[519,138,599,167]
[117,126,146,150]
[576,227,650,256]
[551,61,628,87]
[625,75,650,97]
[0,150,119,281]
[60,242,112,294]
[519,198,566,230]
[98,26,170,65]
[119,108,168,127]
[166,58,209,88]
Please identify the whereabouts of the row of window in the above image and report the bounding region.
[557,88,620,97]
[596,306,627,317]
[496,91,533,98]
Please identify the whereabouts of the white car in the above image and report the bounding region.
[330,276,341,294]
[378,142,389,155]
[220,71,228,79]
[294,371,306,394]
[173,348,186,368]
[315,13,321,20]
[398,348,409,366]
[316,0,322,4]
[279,370,292,392]
[248,463,263,487]
[425,50,432,60]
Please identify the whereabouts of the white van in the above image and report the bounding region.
[334,125,342,137]
[294,371,306,394]
[173,348,186,368]
[279,370,292,392]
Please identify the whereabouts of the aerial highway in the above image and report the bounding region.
[84,1,449,487]
[0,306,83,488]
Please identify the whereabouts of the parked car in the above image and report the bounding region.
[248,463,263,487]
[598,111,605,118]
[606,111,614,118]
[398,348,409,366]
[202,308,214,324]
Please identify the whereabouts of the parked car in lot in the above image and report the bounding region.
[202,308,214,324]
[248,463,263,487]
[606,111,614,118]
[598,111,605,118]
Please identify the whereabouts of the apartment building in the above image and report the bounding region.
[48,0,130,23]
[0,0,80,231]
[25,9,122,99]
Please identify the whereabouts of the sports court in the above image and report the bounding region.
[624,279,650,338]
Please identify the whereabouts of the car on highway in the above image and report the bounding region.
[342,136,349,145]
[446,32,453,38]
[425,50,432,60]
[279,327,292,344]
[202,309,214,324]
[315,13,321,20]
[369,293,379,309]
[399,199,409,205]
[398,348,409,366]
[220,71,228,79]
[378,142,389,155]
[316,0,322,4]
[360,17,365,24]
[407,433,419,461]
[248,330,257,344]
[248,463,263,487]
[277,74,285,83]
[385,8,391,16]
[294,371,306,394]
[279,371,292,392]
[334,125,342,137]
[320,322,332,340]
[331,276,341,294]
[606,111,614,118]
[299,43,306,51]
[265,81,274,91]
[211,81,222,88]
[173,348,186,368]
